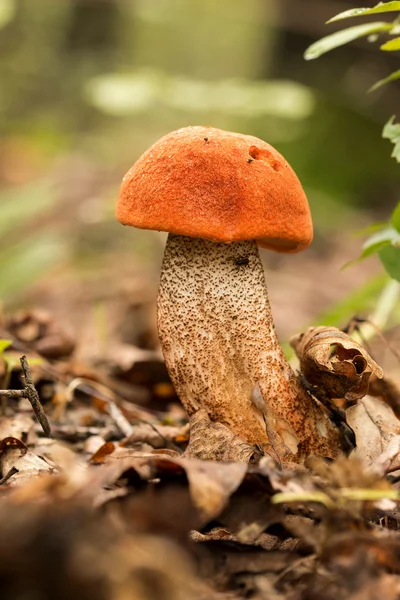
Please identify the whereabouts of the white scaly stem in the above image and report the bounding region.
[157,234,343,463]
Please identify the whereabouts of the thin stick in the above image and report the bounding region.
[65,377,134,438]
[139,419,183,453]
[1,367,12,417]
[20,355,51,437]
[107,399,133,437]
[0,355,51,437]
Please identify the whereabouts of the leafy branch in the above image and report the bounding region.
[304,1,400,282]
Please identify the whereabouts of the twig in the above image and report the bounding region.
[139,419,183,453]
[0,355,51,437]
[65,377,134,437]
[273,554,316,585]
[107,399,134,437]
[20,355,51,437]
[1,364,12,417]
[35,424,121,443]
[0,466,18,485]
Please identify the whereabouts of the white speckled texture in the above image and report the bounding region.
[157,234,342,463]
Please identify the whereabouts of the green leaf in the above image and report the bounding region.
[359,239,392,259]
[391,202,400,232]
[304,22,393,60]
[272,491,334,508]
[381,36,400,50]
[343,225,400,268]
[369,69,400,91]
[363,226,400,254]
[383,116,400,162]
[0,340,12,354]
[353,221,388,236]
[379,245,400,281]
[328,2,400,23]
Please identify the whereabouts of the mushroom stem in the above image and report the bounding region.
[157,234,342,463]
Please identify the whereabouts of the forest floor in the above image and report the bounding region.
[1,236,400,600]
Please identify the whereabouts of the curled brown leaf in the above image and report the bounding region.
[291,326,383,402]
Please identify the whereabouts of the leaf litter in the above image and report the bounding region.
[0,310,400,599]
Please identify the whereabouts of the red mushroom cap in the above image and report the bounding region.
[117,126,313,253]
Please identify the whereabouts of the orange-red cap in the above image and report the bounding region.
[117,126,313,253]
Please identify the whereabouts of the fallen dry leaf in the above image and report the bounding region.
[6,309,75,359]
[291,326,383,402]
[0,301,399,600]
[101,448,248,521]
[164,456,248,521]
[123,421,189,450]
[0,414,34,441]
[347,395,400,472]
[0,436,55,486]
[0,497,210,600]
[90,441,116,463]
[369,374,400,420]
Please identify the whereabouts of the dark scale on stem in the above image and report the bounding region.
[234,256,250,270]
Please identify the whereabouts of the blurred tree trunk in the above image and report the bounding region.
[64,0,120,59]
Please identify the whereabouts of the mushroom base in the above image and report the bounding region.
[157,234,344,463]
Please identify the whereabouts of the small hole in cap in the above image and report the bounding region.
[249,145,282,171]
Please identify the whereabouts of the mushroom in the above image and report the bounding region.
[117,126,345,464]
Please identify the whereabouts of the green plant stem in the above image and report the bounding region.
[353,279,400,344]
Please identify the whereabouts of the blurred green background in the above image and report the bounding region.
[0,0,399,344]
